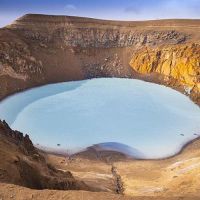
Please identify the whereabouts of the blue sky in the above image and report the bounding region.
[0,0,200,27]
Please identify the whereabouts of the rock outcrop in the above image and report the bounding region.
[0,120,89,190]
[0,120,37,155]
[130,43,200,104]
[9,14,189,48]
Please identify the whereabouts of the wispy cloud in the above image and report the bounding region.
[124,0,200,19]
[124,6,140,14]
[65,4,77,11]
[124,0,143,14]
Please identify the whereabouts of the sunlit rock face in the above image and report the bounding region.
[130,44,200,97]
[0,78,200,159]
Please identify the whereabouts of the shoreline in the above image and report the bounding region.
[38,135,200,162]
[1,76,198,105]
[1,77,200,163]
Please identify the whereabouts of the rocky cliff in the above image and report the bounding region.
[130,43,200,103]
[0,14,199,104]
[0,120,89,190]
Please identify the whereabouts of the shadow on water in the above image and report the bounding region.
[0,80,88,125]
[95,142,145,158]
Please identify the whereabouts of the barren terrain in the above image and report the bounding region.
[0,15,200,200]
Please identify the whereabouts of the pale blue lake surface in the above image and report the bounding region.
[0,78,200,158]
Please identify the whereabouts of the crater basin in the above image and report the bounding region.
[0,78,200,159]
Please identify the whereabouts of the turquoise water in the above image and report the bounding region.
[0,78,200,158]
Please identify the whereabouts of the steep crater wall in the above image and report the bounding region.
[0,14,199,104]
[130,43,200,104]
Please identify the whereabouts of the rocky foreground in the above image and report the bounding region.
[0,14,199,104]
[1,119,200,199]
[1,183,200,200]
